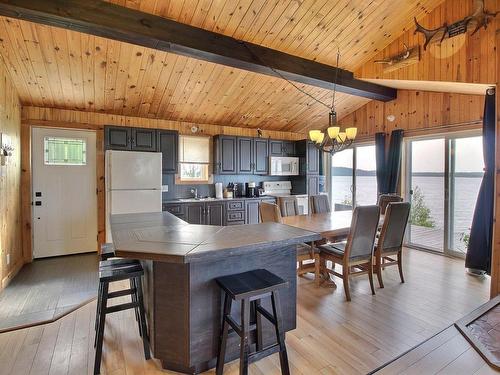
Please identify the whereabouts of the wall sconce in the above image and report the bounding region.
[0,132,14,166]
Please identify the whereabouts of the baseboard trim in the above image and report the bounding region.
[1,260,24,290]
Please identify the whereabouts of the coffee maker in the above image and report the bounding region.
[245,182,258,198]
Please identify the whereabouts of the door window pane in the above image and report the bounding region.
[331,149,353,211]
[44,137,87,165]
[450,137,484,254]
[355,145,377,205]
[408,138,444,251]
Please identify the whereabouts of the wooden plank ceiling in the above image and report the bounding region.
[0,0,443,133]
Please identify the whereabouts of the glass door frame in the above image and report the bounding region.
[403,130,481,258]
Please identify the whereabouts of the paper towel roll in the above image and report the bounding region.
[215,182,223,199]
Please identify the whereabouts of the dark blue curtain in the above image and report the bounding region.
[375,130,403,195]
[466,90,495,273]
[386,129,404,194]
[375,132,387,194]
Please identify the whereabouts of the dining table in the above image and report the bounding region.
[281,209,384,286]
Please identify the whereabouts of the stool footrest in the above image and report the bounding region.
[107,288,135,299]
[248,344,280,364]
[105,301,139,314]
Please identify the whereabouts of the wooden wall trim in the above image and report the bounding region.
[20,125,31,263]
[21,107,305,140]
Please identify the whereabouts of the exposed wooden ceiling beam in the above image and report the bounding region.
[0,0,397,102]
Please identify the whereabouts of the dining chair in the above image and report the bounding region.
[377,194,403,214]
[260,202,320,282]
[309,194,331,214]
[374,202,411,288]
[278,196,299,217]
[318,205,380,301]
[260,201,283,223]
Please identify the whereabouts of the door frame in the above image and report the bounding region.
[21,121,105,263]
[403,129,482,258]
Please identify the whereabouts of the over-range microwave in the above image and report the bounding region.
[269,156,299,176]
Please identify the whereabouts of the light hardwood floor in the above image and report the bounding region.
[0,248,491,375]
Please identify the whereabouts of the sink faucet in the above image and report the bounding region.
[190,188,198,199]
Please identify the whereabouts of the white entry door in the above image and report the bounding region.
[32,127,97,258]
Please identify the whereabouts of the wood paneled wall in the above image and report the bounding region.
[339,90,484,136]
[0,57,22,289]
[356,0,497,85]
[21,106,305,140]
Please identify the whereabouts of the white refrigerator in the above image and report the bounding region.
[105,150,162,242]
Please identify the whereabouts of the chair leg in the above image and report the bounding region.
[342,265,351,301]
[216,293,232,375]
[239,298,250,375]
[135,276,151,360]
[398,250,405,283]
[375,252,384,288]
[270,291,290,375]
[368,261,376,296]
[130,278,140,323]
[94,282,108,375]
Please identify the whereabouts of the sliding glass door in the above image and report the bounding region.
[330,145,377,211]
[405,134,483,257]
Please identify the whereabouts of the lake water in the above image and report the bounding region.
[331,175,482,252]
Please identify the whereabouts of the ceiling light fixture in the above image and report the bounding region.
[307,50,357,155]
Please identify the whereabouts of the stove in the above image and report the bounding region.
[262,181,309,215]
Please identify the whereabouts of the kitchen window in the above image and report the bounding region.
[178,135,210,182]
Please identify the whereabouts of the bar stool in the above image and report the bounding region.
[94,262,150,375]
[97,243,141,325]
[215,269,290,375]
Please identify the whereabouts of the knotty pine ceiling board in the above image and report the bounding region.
[0,0,445,132]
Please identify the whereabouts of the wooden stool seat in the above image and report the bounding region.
[216,269,287,301]
[215,269,290,375]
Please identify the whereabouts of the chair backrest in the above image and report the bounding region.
[310,194,331,214]
[345,205,380,261]
[378,202,411,252]
[278,196,299,217]
[377,194,403,214]
[260,202,282,223]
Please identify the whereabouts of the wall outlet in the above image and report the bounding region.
[6,253,10,266]
[162,185,169,192]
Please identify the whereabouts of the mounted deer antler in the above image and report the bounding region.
[467,0,499,35]
[413,17,447,50]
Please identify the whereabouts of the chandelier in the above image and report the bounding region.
[308,50,357,155]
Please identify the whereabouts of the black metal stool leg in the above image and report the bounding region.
[130,278,141,337]
[94,282,109,375]
[135,276,151,360]
[239,298,250,375]
[216,293,232,375]
[271,291,290,375]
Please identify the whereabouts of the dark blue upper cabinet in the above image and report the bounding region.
[105,126,131,150]
[214,135,237,174]
[132,128,157,152]
[157,130,178,174]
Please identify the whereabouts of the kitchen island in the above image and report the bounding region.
[110,211,320,374]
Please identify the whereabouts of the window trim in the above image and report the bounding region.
[176,135,213,184]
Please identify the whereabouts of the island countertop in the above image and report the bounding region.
[110,211,320,263]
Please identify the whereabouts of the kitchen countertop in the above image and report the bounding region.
[110,211,320,263]
[163,196,275,204]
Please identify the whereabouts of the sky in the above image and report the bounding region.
[331,136,484,173]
